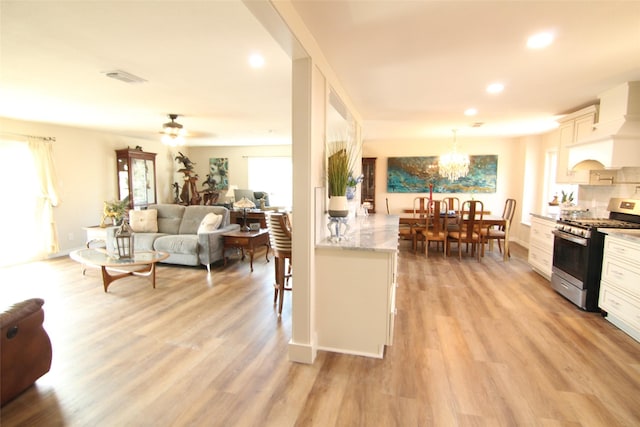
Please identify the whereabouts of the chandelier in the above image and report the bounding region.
[161,114,186,146]
[438,129,470,181]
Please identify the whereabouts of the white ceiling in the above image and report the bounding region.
[1,1,640,146]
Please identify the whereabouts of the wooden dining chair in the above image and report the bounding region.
[411,197,430,252]
[420,199,449,258]
[442,196,461,232]
[266,212,292,315]
[446,200,484,261]
[481,198,516,258]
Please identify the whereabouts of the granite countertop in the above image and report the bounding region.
[315,214,399,252]
[530,212,560,222]
[600,228,640,244]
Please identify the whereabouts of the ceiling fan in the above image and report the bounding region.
[159,113,215,146]
[160,114,186,146]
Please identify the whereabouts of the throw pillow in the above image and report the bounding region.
[198,212,223,233]
[129,209,158,233]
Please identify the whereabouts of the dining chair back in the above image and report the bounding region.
[266,212,292,315]
[442,196,461,213]
[442,196,461,232]
[410,197,431,251]
[421,199,449,258]
[447,200,484,261]
[482,198,516,258]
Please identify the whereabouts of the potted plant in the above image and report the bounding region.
[100,198,129,227]
[327,138,359,217]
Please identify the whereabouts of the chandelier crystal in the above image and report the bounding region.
[438,129,470,181]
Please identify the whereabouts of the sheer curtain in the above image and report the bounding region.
[0,137,59,266]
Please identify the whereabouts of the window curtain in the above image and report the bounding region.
[28,139,60,255]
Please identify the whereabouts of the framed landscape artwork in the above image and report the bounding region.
[387,155,498,193]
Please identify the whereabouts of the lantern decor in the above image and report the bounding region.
[114,220,135,259]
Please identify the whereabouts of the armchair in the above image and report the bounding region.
[1,298,52,406]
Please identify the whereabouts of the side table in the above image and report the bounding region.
[222,228,270,272]
[83,225,108,248]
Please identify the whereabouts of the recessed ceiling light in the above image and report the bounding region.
[464,108,478,116]
[249,53,265,68]
[487,83,504,94]
[527,32,554,49]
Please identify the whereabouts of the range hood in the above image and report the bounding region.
[569,81,640,170]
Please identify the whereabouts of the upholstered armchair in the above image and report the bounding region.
[1,298,52,406]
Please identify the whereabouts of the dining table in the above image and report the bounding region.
[398,213,510,261]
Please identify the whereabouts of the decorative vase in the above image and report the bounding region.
[328,195,349,217]
[346,186,356,201]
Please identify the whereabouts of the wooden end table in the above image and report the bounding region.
[222,228,270,272]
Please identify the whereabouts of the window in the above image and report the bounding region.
[247,157,292,210]
[546,150,577,209]
[0,140,42,266]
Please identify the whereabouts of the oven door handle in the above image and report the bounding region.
[552,229,588,246]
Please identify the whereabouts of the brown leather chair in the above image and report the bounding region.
[1,298,52,406]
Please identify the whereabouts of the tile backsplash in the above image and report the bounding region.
[578,167,640,217]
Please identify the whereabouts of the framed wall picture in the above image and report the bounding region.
[209,157,229,190]
[387,155,497,193]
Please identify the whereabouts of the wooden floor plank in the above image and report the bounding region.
[1,243,639,426]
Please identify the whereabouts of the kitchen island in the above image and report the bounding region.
[315,214,399,358]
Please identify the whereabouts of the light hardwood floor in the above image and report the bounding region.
[1,241,639,426]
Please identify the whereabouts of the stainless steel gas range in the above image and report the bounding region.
[551,198,640,311]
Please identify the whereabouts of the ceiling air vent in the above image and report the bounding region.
[103,69,147,84]
[471,122,484,128]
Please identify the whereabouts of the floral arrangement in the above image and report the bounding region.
[347,173,364,188]
[101,198,129,227]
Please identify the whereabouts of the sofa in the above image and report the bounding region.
[1,298,52,406]
[106,204,240,271]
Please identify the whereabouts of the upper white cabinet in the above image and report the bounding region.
[556,105,598,184]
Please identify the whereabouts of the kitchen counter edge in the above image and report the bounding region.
[315,214,399,252]
[599,228,640,244]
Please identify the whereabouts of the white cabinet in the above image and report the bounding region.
[556,105,597,184]
[599,234,640,342]
[316,247,398,358]
[528,215,556,280]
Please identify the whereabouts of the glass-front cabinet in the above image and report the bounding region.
[362,157,376,213]
[116,148,157,209]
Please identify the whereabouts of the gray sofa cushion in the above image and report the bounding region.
[134,233,167,251]
[179,205,229,234]
[154,234,199,255]
[155,204,185,234]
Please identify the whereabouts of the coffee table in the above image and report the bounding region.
[222,228,270,272]
[70,248,169,292]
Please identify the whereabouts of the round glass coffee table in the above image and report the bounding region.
[70,248,169,292]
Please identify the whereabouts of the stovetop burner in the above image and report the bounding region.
[559,218,640,229]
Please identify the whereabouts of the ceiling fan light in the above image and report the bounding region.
[162,133,185,146]
[160,114,186,145]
